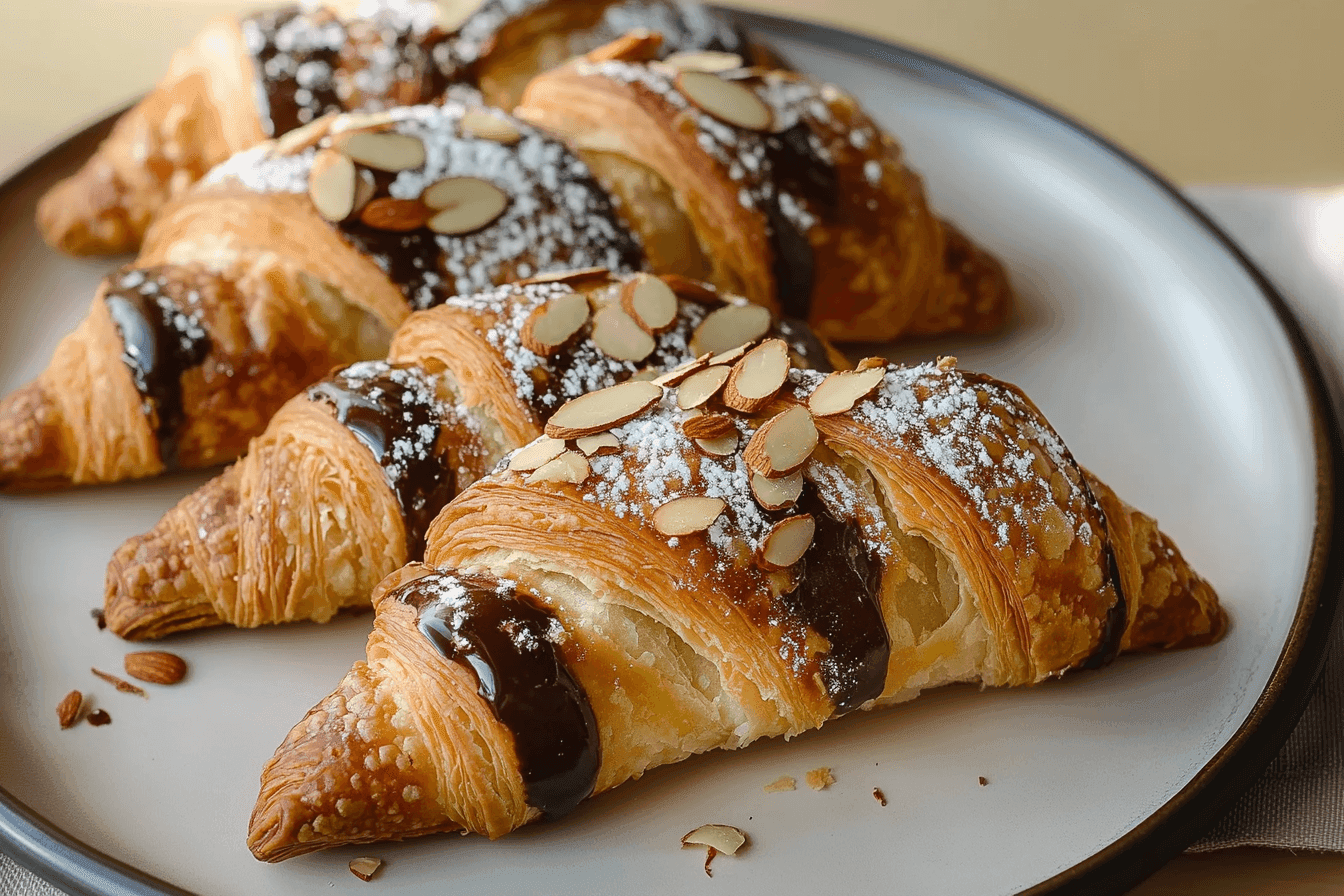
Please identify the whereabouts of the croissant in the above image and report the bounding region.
[2,98,644,491]
[516,53,1014,342]
[37,0,759,256]
[103,269,844,639]
[247,355,1225,860]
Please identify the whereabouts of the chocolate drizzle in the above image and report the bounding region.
[307,363,454,557]
[244,6,346,137]
[1079,529,1128,671]
[761,123,838,320]
[785,484,889,714]
[774,317,834,373]
[396,571,599,819]
[103,269,212,468]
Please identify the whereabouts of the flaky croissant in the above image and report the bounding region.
[247,355,1224,860]
[517,52,1014,343]
[103,269,844,639]
[2,98,644,491]
[37,0,757,256]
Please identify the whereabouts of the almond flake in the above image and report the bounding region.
[521,291,590,355]
[676,70,773,131]
[750,470,802,511]
[856,356,888,372]
[659,274,725,306]
[352,169,376,216]
[681,413,736,440]
[435,0,475,31]
[807,367,887,416]
[308,149,357,222]
[274,113,336,155]
[333,130,426,171]
[525,451,590,485]
[691,303,772,356]
[576,432,621,456]
[592,307,656,362]
[517,267,610,286]
[676,365,731,409]
[358,197,432,231]
[621,274,679,333]
[663,50,745,73]
[585,28,663,64]
[348,856,383,882]
[459,109,523,145]
[508,437,567,472]
[759,514,815,569]
[423,177,510,234]
[652,496,726,536]
[681,824,746,855]
[744,405,818,477]
[545,380,662,439]
[652,354,711,387]
[723,338,789,413]
[695,433,738,456]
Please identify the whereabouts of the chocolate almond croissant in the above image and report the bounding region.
[247,356,1224,860]
[102,270,843,639]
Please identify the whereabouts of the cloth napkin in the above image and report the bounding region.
[3,186,1342,894]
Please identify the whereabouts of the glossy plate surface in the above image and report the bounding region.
[0,12,1337,896]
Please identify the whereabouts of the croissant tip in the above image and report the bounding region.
[36,171,141,257]
[0,383,75,492]
[103,534,222,641]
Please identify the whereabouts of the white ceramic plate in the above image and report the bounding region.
[0,12,1338,896]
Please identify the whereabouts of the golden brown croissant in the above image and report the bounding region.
[3,98,646,491]
[246,355,1224,860]
[517,53,1014,343]
[37,0,758,256]
[103,269,844,639]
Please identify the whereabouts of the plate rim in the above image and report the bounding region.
[0,10,1340,896]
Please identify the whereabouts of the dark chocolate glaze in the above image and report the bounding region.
[762,123,839,321]
[396,571,599,819]
[774,317,834,373]
[307,364,455,558]
[104,271,212,469]
[1079,538,1128,671]
[245,6,346,137]
[785,484,890,714]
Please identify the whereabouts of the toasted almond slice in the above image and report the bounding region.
[652,496,726,536]
[652,353,711,387]
[750,470,803,511]
[576,432,621,456]
[659,274,724,306]
[348,856,383,882]
[681,824,746,855]
[723,338,789,413]
[435,0,476,31]
[585,28,664,63]
[937,355,958,371]
[423,177,510,235]
[308,149,357,222]
[807,367,887,416]
[592,307,656,362]
[682,413,736,440]
[676,70,773,131]
[695,433,739,456]
[460,109,523,145]
[691,303,772,356]
[352,168,376,215]
[333,110,399,132]
[517,266,610,286]
[525,450,590,485]
[759,514,815,569]
[274,113,337,155]
[620,274,679,334]
[857,356,888,372]
[663,50,745,73]
[709,343,755,367]
[521,291,590,355]
[333,130,426,171]
[545,380,662,439]
[676,365,731,410]
[744,405,818,477]
[358,196,433,231]
[508,436,567,472]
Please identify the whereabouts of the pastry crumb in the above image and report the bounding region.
[763,774,796,793]
[87,709,112,726]
[805,767,835,790]
[872,787,887,806]
[978,776,989,787]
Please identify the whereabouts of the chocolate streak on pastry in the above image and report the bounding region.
[774,318,835,373]
[1077,487,1128,671]
[396,571,599,819]
[104,268,211,468]
[784,484,889,714]
[760,124,837,320]
[243,6,346,137]
[308,364,455,558]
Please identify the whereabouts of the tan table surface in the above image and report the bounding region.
[0,2,1341,894]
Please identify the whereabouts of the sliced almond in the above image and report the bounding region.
[274,113,336,155]
[545,380,662,439]
[744,405,818,478]
[333,110,399,132]
[423,177,510,235]
[332,130,426,171]
[663,50,745,73]
[352,168,376,216]
[652,496,726,536]
[517,266,610,286]
[676,70,773,131]
[652,353,711,387]
[584,28,664,64]
[508,437,567,472]
[707,342,753,366]
[676,365,731,410]
[937,355,958,372]
[308,149,357,222]
[857,356,888,372]
[807,367,887,416]
[621,273,679,334]
[723,338,789,413]
[348,856,383,882]
[682,413,736,440]
[681,824,746,855]
[592,307,656,362]
[750,470,803,511]
[521,291,590,355]
[358,197,433,231]
[459,109,523,145]
[576,432,621,456]
[758,514,815,569]
[660,274,724,306]
[691,303,772,357]
[434,0,475,31]
[695,433,738,456]
[525,451,590,485]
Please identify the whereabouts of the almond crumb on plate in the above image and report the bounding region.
[872,787,887,806]
[681,825,747,878]
[806,767,835,790]
[86,709,112,726]
[349,856,383,881]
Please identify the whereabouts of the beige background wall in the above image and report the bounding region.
[0,0,1341,183]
